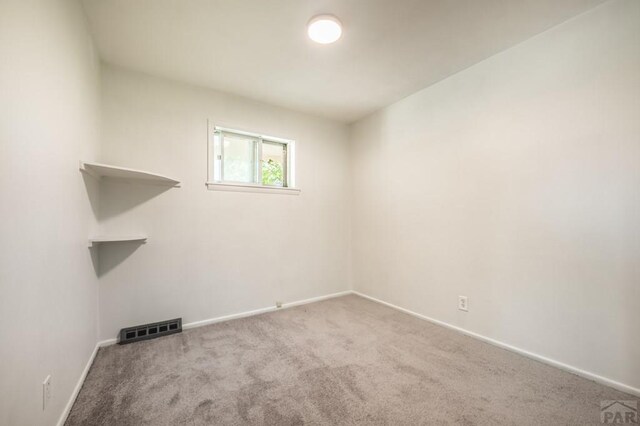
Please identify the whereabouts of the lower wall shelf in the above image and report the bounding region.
[88,236,147,248]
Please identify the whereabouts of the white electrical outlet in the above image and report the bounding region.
[458,296,468,312]
[42,375,51,410]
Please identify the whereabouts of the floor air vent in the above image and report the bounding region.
[119,318,182,344]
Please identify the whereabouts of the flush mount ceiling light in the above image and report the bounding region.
[307,15,342,44]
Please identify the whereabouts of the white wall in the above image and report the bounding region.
[96,65,351,340]
[1,1,637,422]
[0,0,101,424]
[350,0,639,392]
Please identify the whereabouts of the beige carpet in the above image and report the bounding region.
[66,295,634,425]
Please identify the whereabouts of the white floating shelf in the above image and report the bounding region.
[80,161,180,187]
[88,235,147,248]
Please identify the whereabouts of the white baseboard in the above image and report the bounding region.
[95,291,353,348]
[58,290,352,424]
[56,342,101,426]
[281,290,352,309]
[60,287,636,426]
[183,290,352,330]
[96,337,117,347]
[352,290,640,397]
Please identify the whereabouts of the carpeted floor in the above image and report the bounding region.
[67,295,634,425]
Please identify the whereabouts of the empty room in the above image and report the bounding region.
[1,0,639,424]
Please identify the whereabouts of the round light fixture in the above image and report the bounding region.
[307,15,342,44]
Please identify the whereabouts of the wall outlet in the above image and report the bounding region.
[42,375,51,410]
[276,301,282,308]
[458,296,468,312]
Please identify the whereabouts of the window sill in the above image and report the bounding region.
[205,182,301,195]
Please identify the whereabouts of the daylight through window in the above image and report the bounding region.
[209,126,295,190]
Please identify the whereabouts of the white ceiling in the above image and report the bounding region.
[81,0,605,123]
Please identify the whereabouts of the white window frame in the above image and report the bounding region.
[206,122,300,194]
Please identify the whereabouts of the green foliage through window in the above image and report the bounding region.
[262,159,284,186]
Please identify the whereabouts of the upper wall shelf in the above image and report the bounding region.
[88,235,147,248]
[79,161,181,187]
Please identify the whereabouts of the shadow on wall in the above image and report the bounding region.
[98,180,174,221]
[82,176,173,221]
[89,240,146,277]
[83,175,171,276]
[82,172,101,219]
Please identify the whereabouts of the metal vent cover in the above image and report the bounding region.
[119,318,182,344]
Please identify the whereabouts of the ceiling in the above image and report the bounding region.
[81,0,605,123]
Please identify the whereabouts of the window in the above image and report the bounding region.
[207,125,298,193]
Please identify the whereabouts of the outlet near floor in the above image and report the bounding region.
[458,296,468,312]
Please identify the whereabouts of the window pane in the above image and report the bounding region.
[222,132,257,183]
[261,141,286,187]
[213,131,222,181]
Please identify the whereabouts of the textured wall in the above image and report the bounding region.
[0,0,101,424]
[350,0,640,391]
[97,65,351,340]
